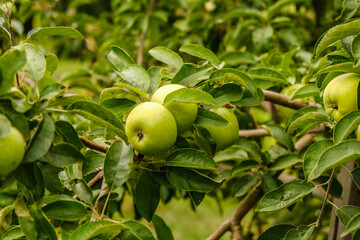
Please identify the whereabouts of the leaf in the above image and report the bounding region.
[352,34,360,66]
[286,107,330,136]
[220,51,257,66]
[149,46,183,70]
[121,220,156,240]
[214,146,249,163]
[310,140,360,180]
[45,53,58,73]
[117,64,150,93]
[166,167,223,193]
[41,200,87,221]
[148,66,162,94]
[258,224,296,240]
[104,140,132,190]
[67,100,127,141]
[165,149,218,172]
[271,154,302,171]
[232,175,259,197]
[40,83,64,100]
[82,150,105,176]
[232,160,258,176]
[171,64,213,85]
[1,225,24,240]
[351,168,360,189]
[291,84,320,100]
[100,98,136,116]
[338,0,360,20]
[195,108,229,127]
[209,69,257,96]
[0,48,26,95]
[314,19,360,58]
[341,212,360,237]
[24,115,55,163]
[37,162,66,194]
[15,197,36,240]
[256,180,315,212]
[247,68,289,85]
[152,215,174,240]
[208,83,243,106]
[41,143,85,167]
[135,170,160,222]
[233,88,264,106]
[107,45,135,71]
[69,221,124,240]
[262,124,294,151]
[336,205,360,226]
[27,26,85,40]
[333,111,360,144]
[29,208,57,240]
[180,44,220,67]
[164,88,217,105]
[234,138,265,162]
[0,204,15,229]
[284,226,314,240]
[55,120,84,150]
[303,140,333,180]
[114,82,148,100]
[12,163,44,200]
[73,179,93,205]
[22,43,46,81]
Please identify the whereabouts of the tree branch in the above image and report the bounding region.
[79,136,108,153]
[238,129,270,138]
[263,90,322,110]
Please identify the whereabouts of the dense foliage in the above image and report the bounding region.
[1,0,360,239]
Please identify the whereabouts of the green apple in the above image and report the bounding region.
[195,107,239,154]
[151,84,198,135]
[323,73,360,121]
[278,83,305,121]
[0,127,25,175]
[125,102,177,156]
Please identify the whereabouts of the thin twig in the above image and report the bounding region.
[79,136,109,153]
[316,168,336,227]
[238,129,270,138]
[263,90,322,110]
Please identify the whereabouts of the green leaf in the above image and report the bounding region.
[351,168,360,189]
[41,200,87,221]
[271,154,302,171]
[314,19,360,58]
[100,98,137,116]
[24,115,55,163]
[303,140,333,180]
[336,205,360,226]
[121,220,156,240]
[149,46,183,70]
[214,146,249,163]
[22,43,46,81]
[27,26,85,40]
[256,180,315,212]
[73,179,93,205]
[15,197,36,240]
[352,34,360,66]
[45,53,58,73]
[222,8,262,20]
[55,120,84,150]
[286,107,330,136]
[291,84,320,100]
[341,212,360,237]
[262,124,294,151]
[166,167,223,193]
[0,204,15,229]
[232,160,258,176]
[69,221,124,240]
[104,140,132,190]
[107,45,135,71]
[233,88,264,106]
[247,68,289,85]
[208,83,243,106]
[117,64,150,93]
[314,62,360,76]
[220,51,257,66]
[0,48,26,95]
[165,149,218,172]
[1,225,24,240]
[334,111,360,144]
[67,100,127,141]
[152,215,174,240]
[258,224,296,240]
[195,108,229,127]
[40,83,64,100]
[135,170,160,222]
[180,44,220,67]
[113,82,148,100]
[41,143,85,167]
[29,208,57,240]
[37,162,66,194]
[171,64,213,85]
[12,163,44,200]
[311,140,360,180]
[210,69,257,96]
[82,150,104,176]
[164,88,217,105]
[148,66,162,94]
[234,138,265,162]
[338,0,360,20]
[232,175,259,197]
[284,226,314,240]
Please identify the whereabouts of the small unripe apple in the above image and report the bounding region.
[0,127,25,175]
[323,73,360,121]
[151,84,198,135]
[125,102,177,156]
[195,107,239,154]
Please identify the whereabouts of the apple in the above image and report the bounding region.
[125,102,177,156]
[151,84,198,135]
[0,127,25,175]
[195,107,239,154]
[323,73,360,121]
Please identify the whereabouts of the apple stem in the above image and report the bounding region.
[137,131,144,141]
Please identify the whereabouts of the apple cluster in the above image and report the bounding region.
[125,84,239,156]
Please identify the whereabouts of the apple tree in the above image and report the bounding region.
[1,0,360,240]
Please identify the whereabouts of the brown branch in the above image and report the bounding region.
[79,136,108,153]
[136,0,155,66]
[238,129,270,138]
[316,168,336,227]
[263,90,322,110]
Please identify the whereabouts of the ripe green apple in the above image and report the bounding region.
[0,127,25,175]
[125,102,177,156]
[323,73,360,121]
[151,84,198,135]
[195,107,239,154]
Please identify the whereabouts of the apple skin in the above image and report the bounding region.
[151,84,198,135]
[125,102,177,156]
[323,73,360,121]
[195,107,239,153]
[0,127,25,176]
